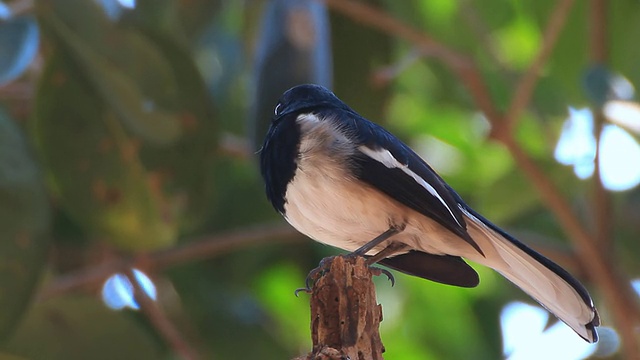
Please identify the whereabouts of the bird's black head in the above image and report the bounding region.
[260,84,345,214]
[273,84,348,120]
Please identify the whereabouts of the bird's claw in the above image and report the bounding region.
[294,257,334,296]
[370,266,395,287]
[294,269,321,296]
[295,256,395,296]
[294,286,312,297]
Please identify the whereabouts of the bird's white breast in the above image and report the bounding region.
[281,114,393,252]
[282,113,459,255]
[284,158,405,253]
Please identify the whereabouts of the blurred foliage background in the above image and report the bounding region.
[0,0,640,359]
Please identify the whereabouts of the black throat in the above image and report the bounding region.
[259,113,301,214]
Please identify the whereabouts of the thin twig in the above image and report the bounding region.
[125,269,201,360]
[323,0,501,124]
[459,1,512,77]
[0,81,33,99]
[589,0,608,64]
[372,49,421,86]
[588,0,613,253]
[40,222,301,300]
[591,114,611,253]
[587,0,637,356]
[503,0,577,132]
[219,132,252,159]
[5,0,34,17]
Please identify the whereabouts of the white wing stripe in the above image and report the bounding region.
[358,146,462,227]
[296,113,321,124]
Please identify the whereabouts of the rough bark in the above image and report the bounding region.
[296,255,385,360]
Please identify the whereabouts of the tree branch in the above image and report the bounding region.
[5,0,34,16]
[504,0,577,132]
[586,1,636,356]
[323,0,501,124]
[125,269,201,360]
[40,222,301,300]
[297,256,384,360]
[588,0,613,253]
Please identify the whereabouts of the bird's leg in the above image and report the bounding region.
[350,226,405,286]
[363,242,408,287]
[351,226,403,256]
[365,241,407,264]
[295,226,403,295]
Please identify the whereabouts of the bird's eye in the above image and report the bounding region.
[274,103,282,116]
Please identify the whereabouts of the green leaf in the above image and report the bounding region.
[33,52,177,251]
[474,170,541,224]
[2,296,162,360]
[37,0,218,236]
[137,31,218,232]
[0,109,50,341]
[493,16,542,70]
[39,0,182,145]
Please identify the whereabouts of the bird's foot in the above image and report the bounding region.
[294,256,335,296]
[369,266,395,286]
[294,255,395,296]
[349,252,396,286]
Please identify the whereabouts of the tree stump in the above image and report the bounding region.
[297,255,385,360]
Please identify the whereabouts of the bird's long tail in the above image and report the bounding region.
[460,207,599,343]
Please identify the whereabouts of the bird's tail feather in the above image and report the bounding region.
[460,208,599,343]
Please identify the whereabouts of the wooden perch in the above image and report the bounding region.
[295,256,385,360]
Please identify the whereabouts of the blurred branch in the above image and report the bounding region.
[372,49,421,86]
[4,0,34,17]
[40,222,301,300]
[503,0,576,133]
[0,81,33,99]
[589,0,608,63]
[219,132,252,159]
[591,115,611,252]
[323,0,501,123]
[588,0,613,253]
[586,0,636,355]
[125,269,201,360]
[0,81,34,120]
[324,0,640,355]
[150,223,300,269]
[459,1,512,77]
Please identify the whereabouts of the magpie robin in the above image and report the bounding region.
[259,84,599,342]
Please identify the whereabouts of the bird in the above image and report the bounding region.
[259,84,599,343]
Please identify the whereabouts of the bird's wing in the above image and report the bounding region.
[377,251,479,287]
[338,112,483,255]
